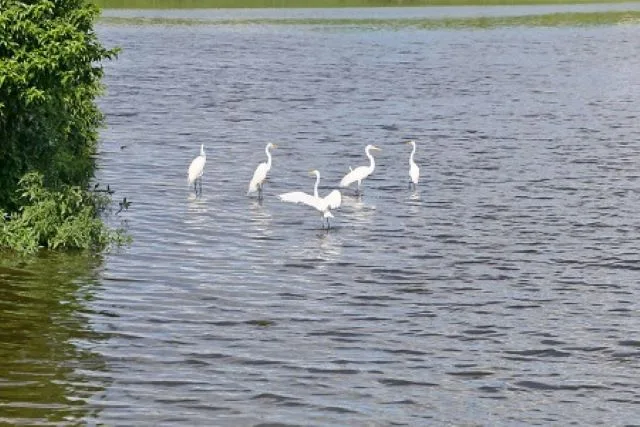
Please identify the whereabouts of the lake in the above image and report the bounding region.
[2,6,640,426]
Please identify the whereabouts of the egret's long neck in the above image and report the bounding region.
[313,173,320,198]
[200,145,206,157]
[265,146,272,169]
[409,144,416,165]
[366,148,376,173]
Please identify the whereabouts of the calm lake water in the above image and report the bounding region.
[2,7,640,426]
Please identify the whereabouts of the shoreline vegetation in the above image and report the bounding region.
[96,0,640,8]
[1,0,125,254]
[99,10,640,27]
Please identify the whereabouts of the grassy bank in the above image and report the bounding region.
[99,10,640,27]
[96,0,640,9]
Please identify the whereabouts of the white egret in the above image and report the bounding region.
[187,144,206,195]
[339,144,381,194]
[247,142,277,200]
[279,170,342,229]
[407,140,420,190]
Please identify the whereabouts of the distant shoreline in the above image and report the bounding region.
[99,10,640,27]
[96,0,640,9]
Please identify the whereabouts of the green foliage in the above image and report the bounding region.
[0,0,119,211]
[0,0,125,253]
[0,172,128,254]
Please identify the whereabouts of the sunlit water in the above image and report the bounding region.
[2,8,640,426]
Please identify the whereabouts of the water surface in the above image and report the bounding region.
[3,11,640,426]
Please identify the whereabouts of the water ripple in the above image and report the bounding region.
[11,18,634,427]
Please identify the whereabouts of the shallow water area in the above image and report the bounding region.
[2,7,640,426]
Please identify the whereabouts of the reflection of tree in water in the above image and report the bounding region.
[0,252,107,425]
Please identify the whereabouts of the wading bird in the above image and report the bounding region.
[339,144,381,194]
[279,169,342,229]
[188,144,206,195]
[247,142,277,200]
[116,197,131,215]
[407,140,420,190]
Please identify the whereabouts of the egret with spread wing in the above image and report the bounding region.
[407,140,420,190]
[188,144,206,195]
[339,144,381,194]
[247,142,277,200]
[279,169,342,229]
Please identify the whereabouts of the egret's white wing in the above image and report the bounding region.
[188,155,206,184]
[248,162,269,192]
[339,166,368,187]
[410,163,420,185]
[278,191,325,210]
[323,190,342,210]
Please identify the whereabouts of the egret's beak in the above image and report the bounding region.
[272,144,278,149]
[308,169,318,176]
[371,146,381,151]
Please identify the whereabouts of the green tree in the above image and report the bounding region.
[0,0,123,252]
[0,0,118,208]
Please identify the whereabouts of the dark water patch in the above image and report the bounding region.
[378,378,438,387]
[505,304,542,309]
[515,381,610,391]
[540,339,567,346]
[504,348,572,358]
[251,393,302,403]
[383,348,429,356]
[381,399,417,405]
[307,367,360,375]
[307,330,368,339]
[253,423,304,427]
[618,340,640,347]
[447,370,495,378]
[394,286,434,295]
[611,351,640,359]
[245,319,276,327]
[478,385,503,393]
[462,328,499,336]
[317,405,361,414]
[563,346,608,352]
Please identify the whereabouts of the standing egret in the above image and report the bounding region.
[188,144,206,195]
[279,170,342,229]
[339,144,381,194]
[247,142,277,200]
[407,140,420,190]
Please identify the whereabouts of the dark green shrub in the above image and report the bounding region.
[1,172,128,253]
[0,0,124,252]
[0,0,118,207]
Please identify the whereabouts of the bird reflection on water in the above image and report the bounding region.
[341,194,376,228]
[248,199,273,240]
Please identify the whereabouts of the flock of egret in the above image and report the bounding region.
[187,141,420,228]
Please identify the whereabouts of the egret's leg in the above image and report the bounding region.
[326,217,331,230]
[194,181,198,195]
[258,184,263,200]
[199,176,203,195]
